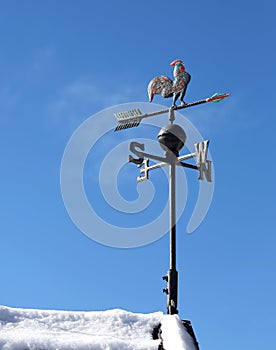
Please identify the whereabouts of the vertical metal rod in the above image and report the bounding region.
[166,161,178,315]
[170,162,176,270]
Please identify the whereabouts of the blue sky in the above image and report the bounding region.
[0,1,275,349]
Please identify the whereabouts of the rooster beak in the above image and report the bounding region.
[170,59,182,66]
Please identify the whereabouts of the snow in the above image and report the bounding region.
[0,305,197,350]
[161,315,197,350]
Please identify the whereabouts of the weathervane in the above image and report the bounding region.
[114,59,230,315]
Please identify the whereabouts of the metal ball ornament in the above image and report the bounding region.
[158,124,186,156]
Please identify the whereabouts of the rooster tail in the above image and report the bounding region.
[147,75,173,102]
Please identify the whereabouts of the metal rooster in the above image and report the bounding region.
[147,59,191,107]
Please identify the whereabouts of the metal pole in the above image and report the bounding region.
[166,161,178,315]
[170,162,176,271]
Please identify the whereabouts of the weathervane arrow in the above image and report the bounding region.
[114,93,230,131]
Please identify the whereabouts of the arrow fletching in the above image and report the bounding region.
[114,108,142,131]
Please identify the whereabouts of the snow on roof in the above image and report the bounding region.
[0,305,197,350]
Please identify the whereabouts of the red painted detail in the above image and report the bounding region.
[170,59,183,66]
[208,93,231,102]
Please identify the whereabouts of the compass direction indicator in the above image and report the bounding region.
[114,93,230,131]
[129,123,212,315]
[130,140,211,183]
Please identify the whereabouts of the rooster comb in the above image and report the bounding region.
[170,59,184,66]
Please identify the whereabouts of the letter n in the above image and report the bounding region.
[198,160,212,182]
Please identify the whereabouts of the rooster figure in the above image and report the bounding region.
[147,59,191,107]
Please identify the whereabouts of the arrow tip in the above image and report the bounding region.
[207,93,231,103]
